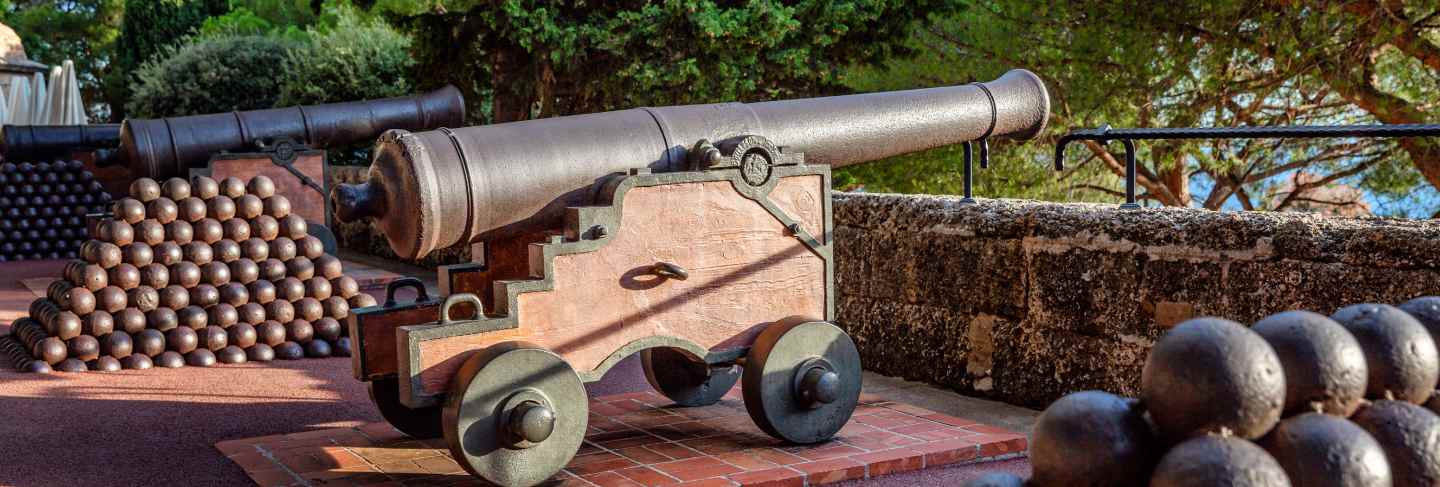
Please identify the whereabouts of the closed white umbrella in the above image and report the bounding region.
[44,60,85,124]
[0,85,9,125]
[6,74,30,124]
[29,70,46,124]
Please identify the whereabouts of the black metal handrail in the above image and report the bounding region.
[1054,123,1440,208]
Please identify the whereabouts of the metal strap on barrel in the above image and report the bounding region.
[959,82,998,205]
[439,127,477,243]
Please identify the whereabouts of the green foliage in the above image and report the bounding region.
[108,0,229,120]
[277,5,413,106]
[0,0,122,120]
[127,35,295,118]
[198,0,318,39]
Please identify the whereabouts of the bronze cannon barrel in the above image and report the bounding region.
[118,86,465,179]
[334,69,1050,259]
[1,124,122,160]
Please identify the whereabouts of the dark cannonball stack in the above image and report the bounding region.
[0,160,112,261]
[9,175,360,373]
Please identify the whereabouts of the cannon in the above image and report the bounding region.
[339,69,1049,486]
[0,124,122,162]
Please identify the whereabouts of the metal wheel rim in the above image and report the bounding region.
[742,321,862,444]
[642,347,739,407]
[368,377,443,439]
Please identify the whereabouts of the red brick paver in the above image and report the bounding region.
[218,390,1026,486]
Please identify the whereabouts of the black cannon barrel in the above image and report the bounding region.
[119,86,465,179]
[1,124,122,161]
[334,69,1050,259]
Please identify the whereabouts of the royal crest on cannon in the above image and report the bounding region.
[335,69,1050,486]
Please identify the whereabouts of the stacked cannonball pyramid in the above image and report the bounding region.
[0,160,112,261]
[11,175,379,373]
[966,297,1440,487]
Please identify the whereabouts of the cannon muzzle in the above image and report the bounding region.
[1,124,122,161]
[118,86,465,179]
[336,69,1049,259]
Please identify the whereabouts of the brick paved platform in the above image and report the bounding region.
[217,390,1026,486]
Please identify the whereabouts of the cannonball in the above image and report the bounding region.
[315,255,343,280]
[129,178,161,202]
[134,329,165,356]
[165,326,198,353]
[229,258,259,284]
[86,242,123,269]
[116,309,147,335]
[216,345,246,364]
[158,284,189,310]
[23,361,52,374]
[197,325,228,351]
[256,320,286,346]
[304,339,331,358]
[295,297,323,322]
[1260,413,1391,487]
[120,353,153,370]
[201,261,230,286]
[82,311,114,336]
[68,335,100,361]
[177,196,206,222]
[52,311,81,340]
[263,195,291,219]
[1351,400,1440,487]
[35,337,67,365]
[182,241,213,266]
[268,237,297,262]
[237,302,266,325]
[193,218,223,244]
[247,343,275,362]
[287,257,315,281]
[349,293,377,309]
[222,218,250,242]
[122,242,153,267]
[126,285,159,312]
[134,219,165,246]
[164,220,193,244]
[79,263,109,290]
[219,177,246,198]
[177,305,208,330]
[55,358,88,372]
[250,215,279,241]
[154,241,183,266]
[108,263,140,290]
[161,178,190,200]
[248,280,277,304]
[206,196,236,221]
[246,176,276,198]
[101,331,133,358]
[1333,304,1439,404]
[285,319,316,344]
[266,300,295,325]
[112,198,146,224]
[321,296,349,320]
[154,351,184,368]
[280,214,308,240]
[240,237,269,261]
[259,258,286,282]
[218,283,248,307]
[191,175,219,200]
[959,474,1026,487]
[1031,390,1158,485]
[212,239,240,263]
[148,307,178,332]
[67,287,96,315]
[98,219,134,246]
[1399,296,1440,342]
[313,317,343,342]
[1142,317,1284,441]
[208,303,239,328]
[277,277,306,302]
[228,323,258,349]
[189,284,219,307]
[274,341,304,360]
[333,336,352,357]
[1252,310,1368,416]
[185,349,215,367]
[146,198,177,224]
[235,194,263,220]
[139,263,169,289]
[329,277,359,300]
[88,356,122,372]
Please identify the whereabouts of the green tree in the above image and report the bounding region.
[0,0,122,120]
[107,0,230,120]
[277,4,413,106]
[126,35,295,118]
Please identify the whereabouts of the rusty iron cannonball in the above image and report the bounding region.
[304,339,331,358]
[116,309,147,335]
[219,177,246,198]
[185,349,216,367]
[266,300,296,324]
[55,358,88,372]
[235,194,263,220]
[313,317,343,343]
[216,345,246,364]
[259,258,286,282]
[191,175,219,200]
[81,311,114,336]
[148,307,179,332]
[280,214,308,240]
[161,177,191,200]
[164,220,193,245]
[51,311,82,340]
[329,276,359,300]
[285,319,315,344]
[237,302,266,325]
[67,335,100,361]
[177,305,208,330]
[123,242,154,267]
[246,343,275,362]
[1142,317,1284,441]
[1252,310,1368,416]
[1399,296,1440,342]
[315,255,343,281]
[177,196,206,223]
[1031,390,1158,486]
[263,195,291,219]
[274,341,304,360]
[212,239,241,263]
[127,285,159,312]
[198,325,228,352]
[287,256,315,281]
[1260,412,1391,486]
[299,236,325,260]
[305,277,333,301]
[182,241,213,266]
[98,219,134,246]
[170,262,201,288]
[76,264,109,292]
[121,353,153,370]
[240,237,269,261]
[165,326,198,353]
[295,297,323,322]
[189,284,220,308]
[35,337,67,365]
[101,331,133,358]
[248,280,277,304]
[210,303,240,328]
[277,277,305,302]
[157,284,189,310]
[228,323,258,349]
[129,178,161,202]
[218,283,248,308]
[88,356,122,372]
[154,241,183,266]
[268,237,297,262]
[140,263,169,289]
[112,198,146,224]
[257,320,286,346]
[333,336,351,357]
[194,218,223,244]
[1351,400,1440,487]
[250,215,280,241]
[229,258,259,284]
[108,263,141,290]
[246,176,276,198]
[349,293,378,309]
[207,196,236,221]
[201,261,231,286]
[67,287,96,315]
[1333,303,1440,404]
[222,218,250,242]
[154,351,184,368]
[134,329,165,357]
[134,220,165,246]
[146,198,178,225]
[83,242,121,269]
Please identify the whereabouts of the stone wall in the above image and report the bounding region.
[834,193,1440,408]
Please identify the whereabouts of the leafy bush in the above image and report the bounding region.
[126,35,296,118]
[108,0,230,119]
[276,6,414,106]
